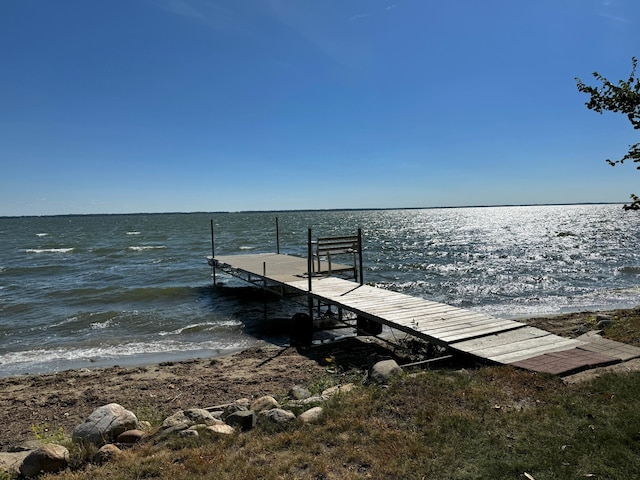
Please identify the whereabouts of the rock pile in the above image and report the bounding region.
[1,359,403,477]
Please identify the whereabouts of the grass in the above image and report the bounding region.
[31,364,640,480]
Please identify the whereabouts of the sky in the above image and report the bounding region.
[1,0,639,216]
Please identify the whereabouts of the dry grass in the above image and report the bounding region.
[35,364,640,480]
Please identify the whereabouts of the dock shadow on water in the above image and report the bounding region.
[202,284,312,347]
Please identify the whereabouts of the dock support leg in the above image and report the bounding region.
[210,219,216,285]
[263,261,267,320]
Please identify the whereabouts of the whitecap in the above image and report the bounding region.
[36,233,48,237]
[24,248,74,254]
[126,231,141,235]
[128,246,166,252]
[0,338,253,376]
[90,319,114,330]
[158,320,240,336]
[239,246,254,250]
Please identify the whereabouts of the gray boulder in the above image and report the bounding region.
[261,408,296,425]
[19,444,69,478]
[289,385,312,400]
[369,359,403,384]
[222,398,250,419]
[162,408,222,431]
[72,403,139,447]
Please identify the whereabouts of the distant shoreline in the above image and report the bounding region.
[0,202,626,220]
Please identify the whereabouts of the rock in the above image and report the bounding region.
[162,408,222,431]
[289,385,312,400]
[251,395,280,412]
[596,315,615,329]
[94,444,122,465]
[299,407,324,424]
[225,410,256,431]
[179,429,199,438]
[206,424,235,435]
[19,444,69,478]
[116,429,145,445]
[322,383,355,397]
[261,408,296,425]
[222,398,250,419]
[0,451,31,475]
[295,395,326,406]
[138,421,152,431]
[72,403,139,447]
[369,359,403,384]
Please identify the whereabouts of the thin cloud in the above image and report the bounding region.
[598,12,631,23]
[597,0,632,24]
[350,13,371,21]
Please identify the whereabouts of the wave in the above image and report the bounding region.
[0,338,252,377]
[36,233,48,237]
[128,245,166,252]
[24,248,74,254]
[158,320,240,336]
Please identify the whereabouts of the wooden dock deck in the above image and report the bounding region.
[209,252,640,376]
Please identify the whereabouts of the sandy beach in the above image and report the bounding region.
[2,307,639,451]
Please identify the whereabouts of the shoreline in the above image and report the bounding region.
[5,303,640,380]
[1,306,639,451]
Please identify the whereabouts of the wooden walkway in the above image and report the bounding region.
[210,253,640,375]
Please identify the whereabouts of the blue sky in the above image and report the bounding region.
[1,0,639,216]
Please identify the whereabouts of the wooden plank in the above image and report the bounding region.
[416,318,519,336]
[451,327,552,351]
[455,332,584,362]
[408,312,510,330]
[491,338,584,364]
[461,333,568,358]
[427,320,522,338]
[440,323,526,343]
[353,301,456,318]
[337,295,430,310]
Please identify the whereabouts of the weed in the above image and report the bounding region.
[31,423,67,444]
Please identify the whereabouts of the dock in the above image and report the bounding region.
[208,226,640,376]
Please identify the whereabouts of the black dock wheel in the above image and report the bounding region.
[290,312,313,347]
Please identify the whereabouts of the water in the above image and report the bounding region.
[1,205,639,377]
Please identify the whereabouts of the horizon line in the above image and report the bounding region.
[0,202,627,219]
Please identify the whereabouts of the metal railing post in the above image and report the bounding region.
[358,228,364,286]
[210,218,216,285]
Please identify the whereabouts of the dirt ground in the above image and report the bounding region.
[2,307,639,451]
[0,338,411,450]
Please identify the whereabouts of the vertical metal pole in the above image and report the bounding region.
[263,261,267,320]
[307,228,313,292]
[358,228,364,286]
[276,216,280,254]
[307,227,313,321]
[210,219,216,285]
